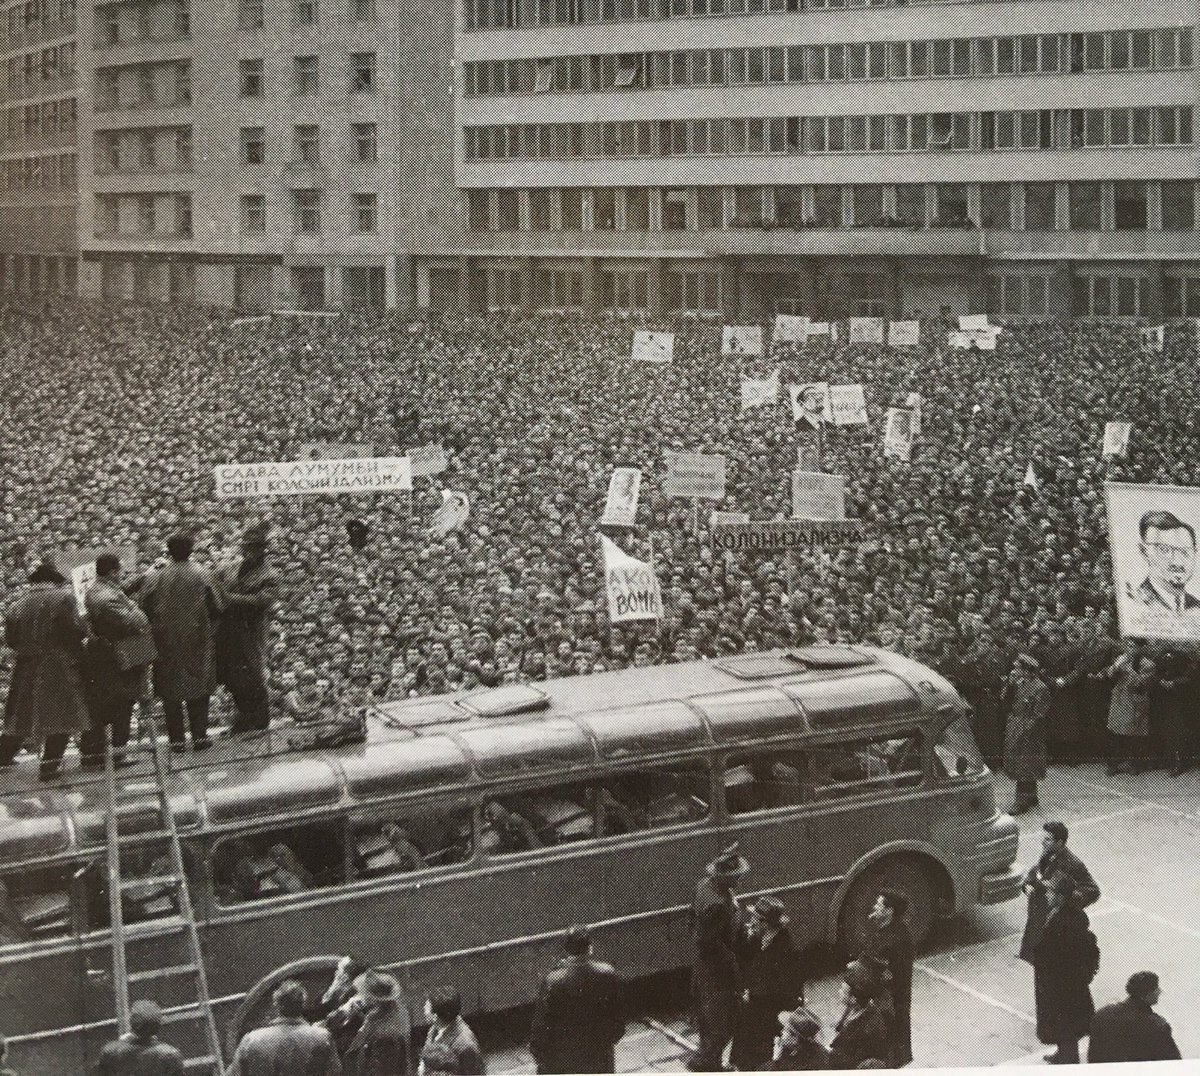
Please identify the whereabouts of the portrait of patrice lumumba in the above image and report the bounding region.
[1106,483,1200,641]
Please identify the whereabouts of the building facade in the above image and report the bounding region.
[0,0,79,296]
[440,0,1200,320]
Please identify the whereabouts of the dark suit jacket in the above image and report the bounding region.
[1088,998,1181,1063]
[691,879,742,994]
[1019,847,1100,963]
[1131,577,1200,611]
[738,926,805,1006]
[530,955,625,1073]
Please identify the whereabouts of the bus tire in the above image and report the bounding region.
[837,858,935,955]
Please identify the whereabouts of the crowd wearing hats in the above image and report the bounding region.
[3,303,1200,785]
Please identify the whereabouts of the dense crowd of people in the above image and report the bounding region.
[2,302,1200,775]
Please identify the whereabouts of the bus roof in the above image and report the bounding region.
[0,646,957,864]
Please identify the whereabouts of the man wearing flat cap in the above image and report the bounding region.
[687,843,749,1071]
[215,521,280,735]
[1002,654,1051,815]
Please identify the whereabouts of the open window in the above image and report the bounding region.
[724,748,811,814]
[483,782,597,853]
[212,822,344,905]
[934,715,986,779]
[0,865,73,944]
[597,760,711,833]
[808,734,924,799]
[350,800,473,879]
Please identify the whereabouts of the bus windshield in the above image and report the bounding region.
[934,715,986,778]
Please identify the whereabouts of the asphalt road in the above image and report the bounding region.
[481,763,1200,1071]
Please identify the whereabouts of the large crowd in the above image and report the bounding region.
[2,302,1199,769]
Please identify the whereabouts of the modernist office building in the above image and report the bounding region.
[444,0,1200,320]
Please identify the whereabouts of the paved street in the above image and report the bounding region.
[483,764,1200,1072]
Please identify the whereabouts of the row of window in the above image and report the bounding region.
[236,188,380,232]
[0,96,75,149]
[234,0,376,29]
[237,121,379,166]
[0,253,77,297]
[0,148,74,189]
[93,191,190,237]
[464,181,1200,232]
[94,126,189,173]
[94,60,189,111]
[463,107,1196,160]
[1,42,75,104]
[0,734,924,935]
[463,28,1194,96]
[0,0,76,50]
[235,53,375,98]
[92,0,188,45]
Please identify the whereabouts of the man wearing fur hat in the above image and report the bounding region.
[687,843,749,1072]
[215,521,279,735]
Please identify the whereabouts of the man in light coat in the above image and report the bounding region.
[1099,637,1156,775]
[140,533,223,751]
[0,562,90,779]
[1003,654,1051,815]
[230,980,341,1076]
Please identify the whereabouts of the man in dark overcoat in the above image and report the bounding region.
[730,896,805,1072]
[140,533,223,750]
[861,890,915,1066]
[954,628,1008,767]
[0,562,90,778]
[1019,822,1100,966]
[80,553,154,767]
[1002,654,1051,815]
[215,521,279,735]
[1056,618,1117,761]
[1030,875,1095,1064]
[1087,971,1181,1063]
[530,926,625,1074]
[687,844,749,1072]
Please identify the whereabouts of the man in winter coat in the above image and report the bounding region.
[530,926,625,1074]
[1003,654,1051,815]
[343,971,411,1076]
[1098,637,1156,775]
[0,562,90,779]
[97,1000,184,1076]
[1019,822,1100,966]
[1087,971,1181,1063]
[140,533,223,751]
[215,521,279,735]
[230,980,342,1076]
[1030,875,1095,1064]
[730,897,805,1072]
[687,844,749,1072]
[861,891,915,1066]
[80,553,154,767]
[417,987,484,1076]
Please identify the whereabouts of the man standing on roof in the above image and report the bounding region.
[215,521,279,735]
[687,843,749,1072]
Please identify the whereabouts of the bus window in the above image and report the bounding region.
[809,735,924,799]
[724,749,810,814]
[85,844,200,929]
[350,801,473,878]
[935,716,987,778]
[212,822,344,905]
[484,783,596,853]
[0,866,73,944]
[597,760,711,833]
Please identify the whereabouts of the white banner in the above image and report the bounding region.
[740,369,780,411]
[632,330,675,364]
[884,408,915,461]
[722,325,764,358]
[789,382,829,426]
[806,322,831,337]
[888,320,921,347]
[428,490,470,536]
[601,535,663,623]
[1103,421,1133,458]
[792,471,846,521]
[215,457,413,498]
[601,467,642,527]
[773,314,809,346]
[407,443,450,478]
[827,384,868,426]
[711,510,751,526]
[948,328,998,351]
[848,317,885,344]
[664,451,727,500]
[959,314,992,331]
[1140,325,1165,351]
[1106,482,1200,641]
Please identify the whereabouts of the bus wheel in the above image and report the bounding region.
[837,858,935,955]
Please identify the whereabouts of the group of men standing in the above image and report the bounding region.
[0,522,278,778]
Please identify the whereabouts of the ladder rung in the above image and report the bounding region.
[121,874,182,892]
[127,962,200,984]
[160,1003,207,1025]
[182,1057,219,1072]
[122,915,189,939]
